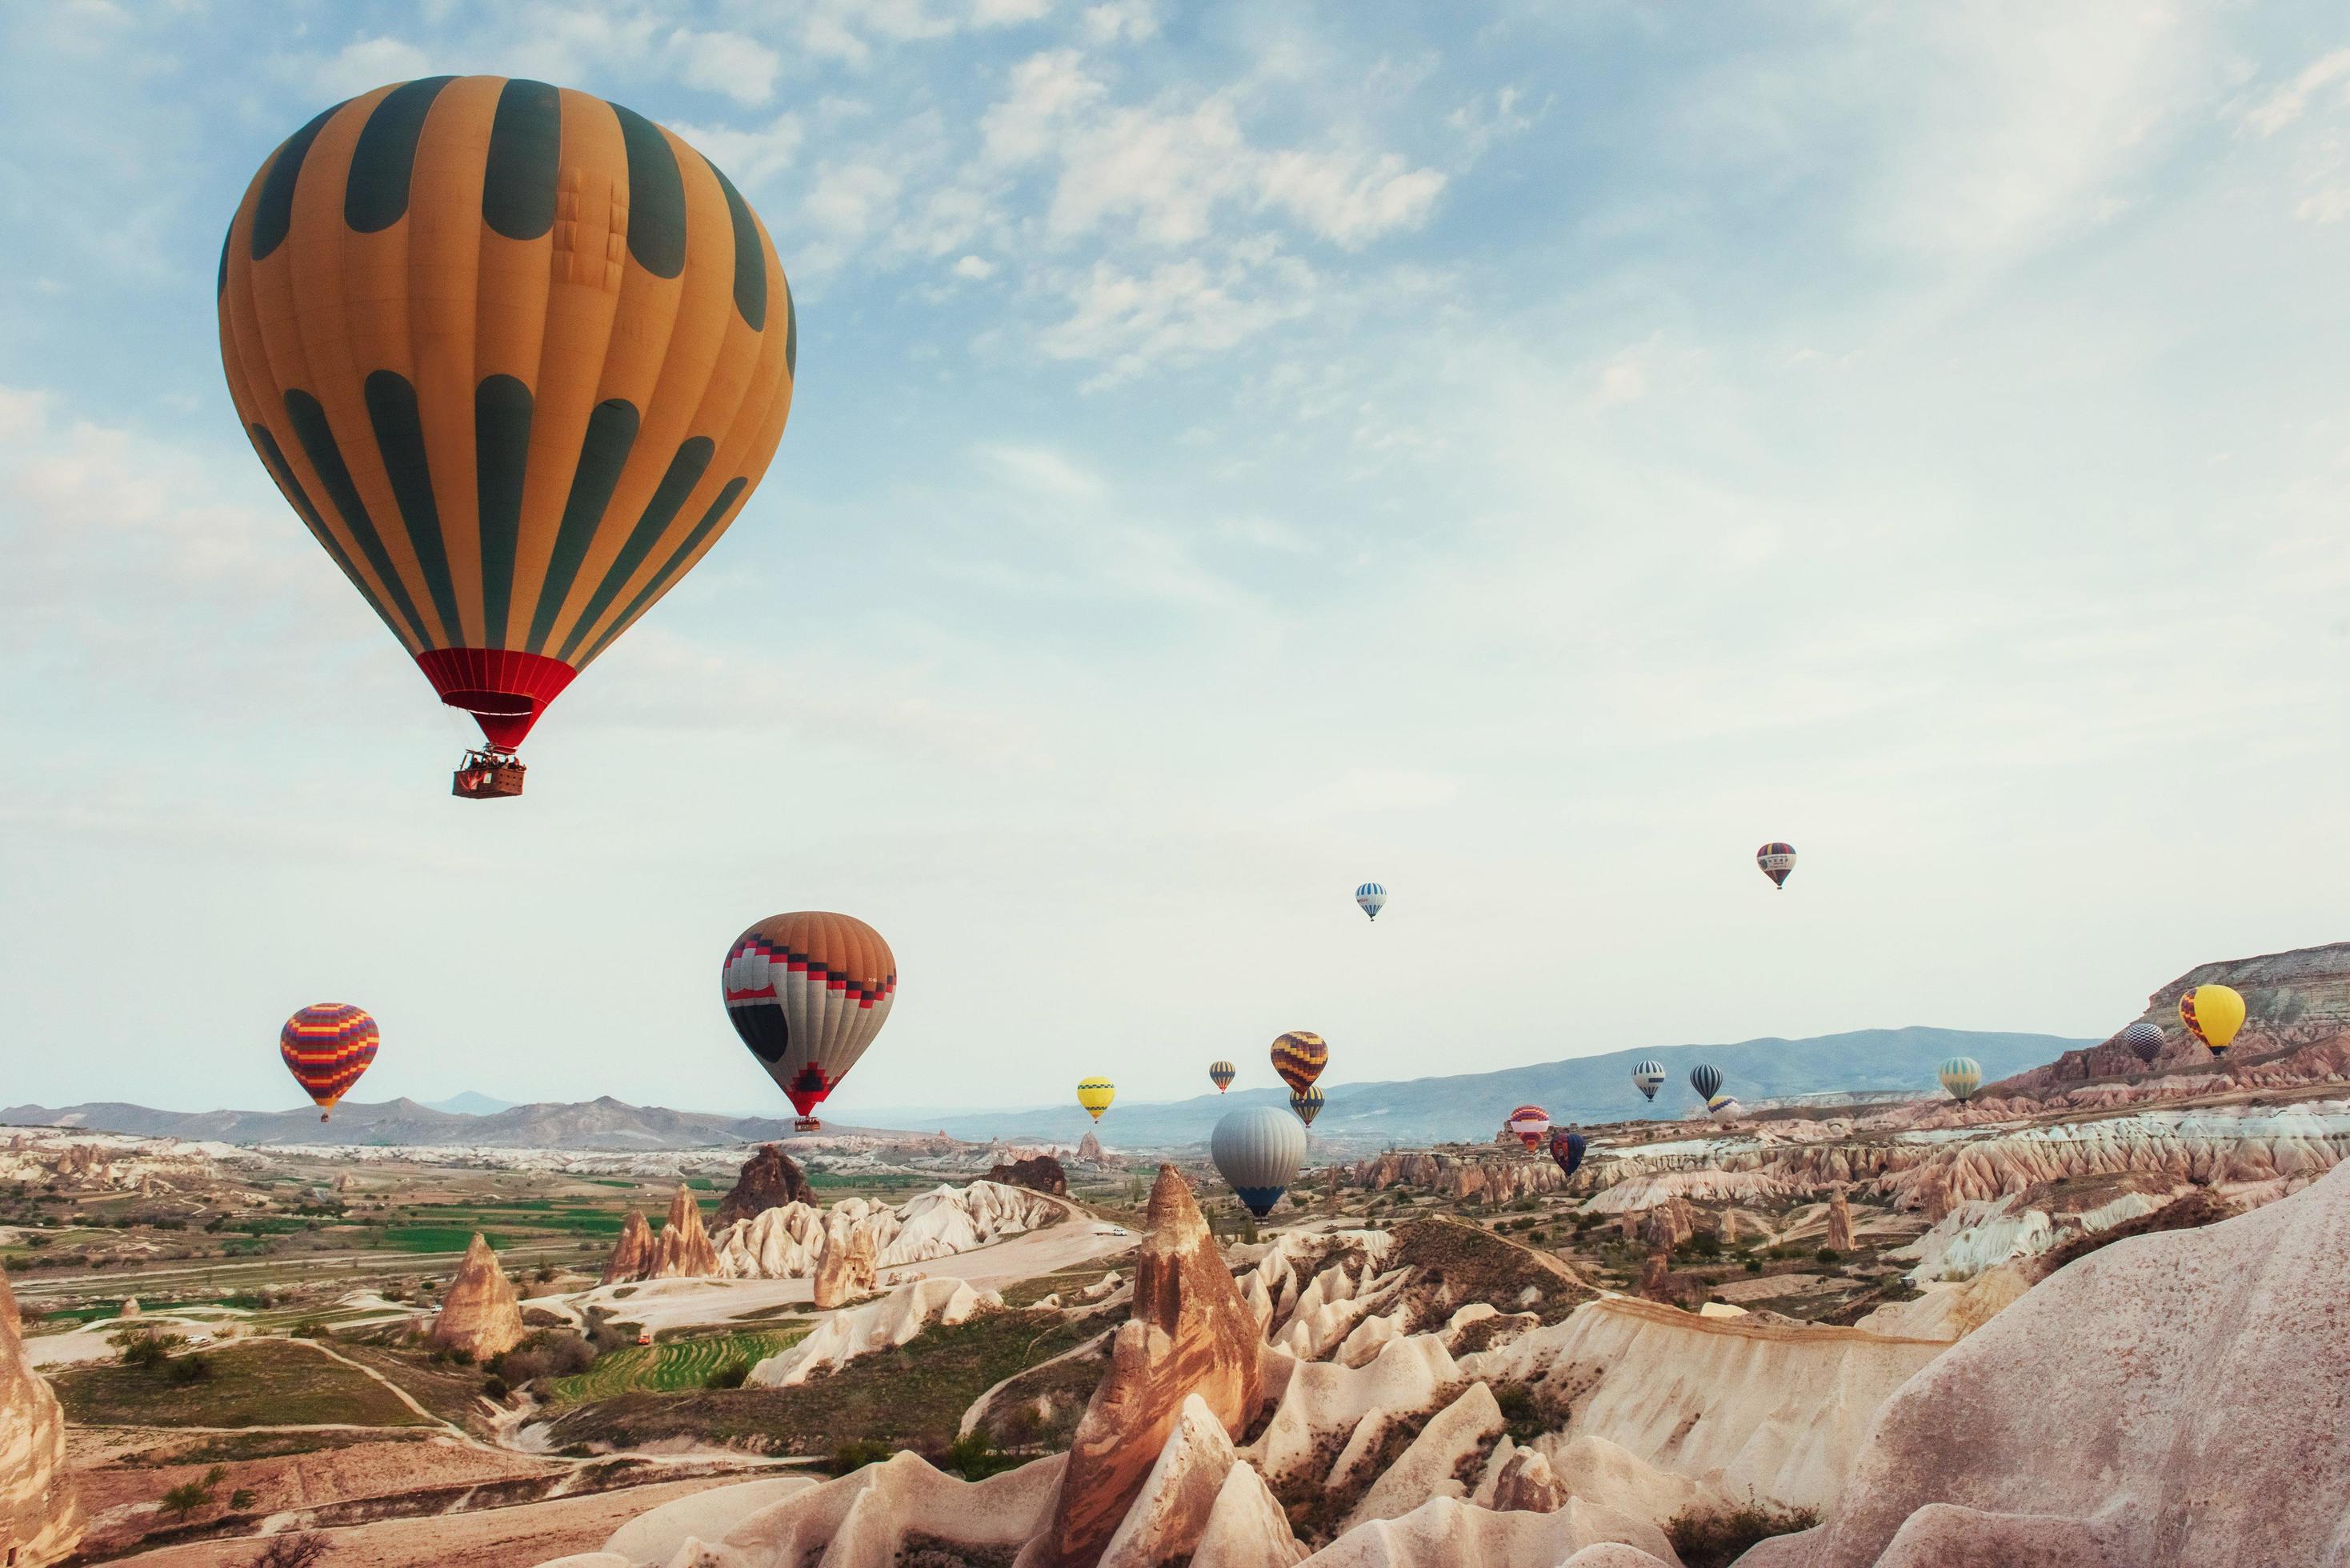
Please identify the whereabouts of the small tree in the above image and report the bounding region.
[247,1533,330,1568]
[161,1465,227,1520]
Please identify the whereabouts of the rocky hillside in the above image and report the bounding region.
[1987,939,2350,1098]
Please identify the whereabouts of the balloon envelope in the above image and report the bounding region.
[2180,985,2246,1056]
[1355,882,1387,921]
[1689,1064,1723,1102]
[1289,1086,1324,1126]
[280,1003,378,1116]
[1077,1078,1116,1122]
[218,78,797,757]
[1212,1106,1307,1218]
[1939,1056,1982,1102]
[1757,842,1796,888]
[1548,1129,1586,1178]
[723,913,895,1118]
[2120,1018,2164,1066]
[1208,1060,1236,1093]
[1271,1031,1329,1094]
[1506,1104,1550,1150]
[1631,1061,1665,1102]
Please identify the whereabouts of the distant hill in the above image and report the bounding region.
[884,1026,2088,1150]
[422,1091,518,1116]
[3,1025,2082,1154]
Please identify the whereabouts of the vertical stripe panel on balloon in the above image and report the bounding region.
[505,89,629,654]
[474,79,562,648]
[526,398,639,654]
[473,375,534,644]
[779,960,819,1102]
[282,83,450,646]
[283,389,434,648]
[241,98,425,653]
[404,75,500,644]
[558,437,715,662]
[536,114,695,661]
[363,370,465,639]
[550,135,739,658]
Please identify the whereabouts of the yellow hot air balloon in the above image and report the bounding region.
[1076,1078,1115,1122]
[2180,984,2246,1058]
[218,77,797,797]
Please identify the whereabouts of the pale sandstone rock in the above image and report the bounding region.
[1459,1296,1946,1515]
[750,1277,998,1387]
[603,1209,655,1283]
[1096,1394,1246,1568]
[1034,1166,1263,1568]
[430,1232,526,1360]
[1249,1334,1459,1485]
[1856,1264,2029,1341]
[1488,1444,1567,1514]
[1539,1435,1706,1530]
[650,1184,719,1278]
[1299,1494,1675,1566]
[1739,1152,2350,1567]
[1826,1188,1855,1252]
[1348,1152,1570,1205]
[1189,1458,1308,1566]
[812,1209,879,1310]
[0,1263,80,1566]
[1343,1380,1505,1528]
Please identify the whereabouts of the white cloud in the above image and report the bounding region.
[953,254,999,278]
[972,0,1055,26]
[1596,358,1647,406]
[1255,149,1445,248]
[805,160,905,239]
[311,36,433,98]
[977,442,1109,501]
[2243,48,2350,137]
[1036,254,1319,386]
[671,27,782,106]
[667,113,803,186]
[1080,0,1159,44]
[982,48,1107,163]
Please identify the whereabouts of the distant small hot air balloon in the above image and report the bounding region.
[1939,1056,1982,1102]
[723,913,896,1131]
[2120,1019,2164,1066]
[1689,1063,1723,1103]
[1208,1060,1236,1094]
[1631,1061,1665,1102]
[1355,883,1387,921]
[2180,985,2246,1058]
[1271,1031,1329,1095]
[1548,1128,1585,1179]
[1506,1105,1551,1151]
[1212,1106,1306,1218]
[1289,1086,1324,1126]
[1757,842,1796,889]
[1077,1078,1116,1122]
[280,1004,379,1121]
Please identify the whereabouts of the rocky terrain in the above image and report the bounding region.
[603,1178,1067,1286]
[0,1263,79,1566]
[713,1144,816,1227]
[431,1233,526,1359]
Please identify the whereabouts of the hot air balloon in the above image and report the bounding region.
[1289,1086,1324,1126]
[1939,1056,1982,1102]
[1077,1078,1116,1122]
[2120,1019,2164,1066]
[1271,1031,1329,1095]
[1757,842,1796,888]
[722,913,895,1130]
[280,1004,379,1121]
[1690,1064,1723,1103]
[2180,985,2247,1058]
[1355,882,1387,921]
[219,78,799,798]
[1208,1061,1236,1094]
[1548,1128,1585,1178]
[1212,1106,1307,1218]
[1506,1105,1551,1151]
[1707,1094,1736,1118]
[1631,1061,1665,1102]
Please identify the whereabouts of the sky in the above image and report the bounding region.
[6,1,2350,1121]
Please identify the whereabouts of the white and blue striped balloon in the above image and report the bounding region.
[1939,1056,1983,1102]
[1631,1061,1666,1101]
[1212,1105,1307,1218]
[1355,883,1387,921]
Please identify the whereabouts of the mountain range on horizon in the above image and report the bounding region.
[2,1025,2083,1152]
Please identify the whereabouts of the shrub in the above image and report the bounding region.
[229,1487,258,1510]
[943,1430,1020,1480]
[290,1319,331,1338]
[1666,1497,1822,1568]
[160,1465,227,1520]
[246,1532,330,1568]
[1815,1247,1842,1266]
[1743,1258,1764,1274]
[705,1361,751,1390]
[831,1438,894,1475]
[481,1375,509,1399]
[118,1333,181,1371]
[1683,1232,1722,1259]
[166,1353,214,1385]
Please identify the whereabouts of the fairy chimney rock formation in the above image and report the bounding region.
[715,1143,815,1230]
[812,1210,879,1310]
[603,1209,654,1284]
[1826,1190,1856,1253]
[1,1264,83,1566]
[1078,1131,1109,1165]
[650,1184,719,1278]
[988,1153,1071,1197]
[1036,1165,1263,1567]
[118,1298,141,1320]
[430,1234,526,1360]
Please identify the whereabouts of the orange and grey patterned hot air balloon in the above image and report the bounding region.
[723,913,896,1130]
[280,1004,379,1121]
[1271,1030,1328,1096]
[217,78,797,796]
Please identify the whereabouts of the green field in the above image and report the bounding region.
[51,1340,431,1429]
[381,1225,504,1253]
[552,1330,803,1401]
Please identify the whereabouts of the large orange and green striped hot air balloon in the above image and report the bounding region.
[280,1004,379,1121]
[1271,1030,1328,1096]
[217,78,798,797]
[723,913,896,1131]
